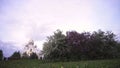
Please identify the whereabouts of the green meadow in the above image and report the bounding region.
[0,59,120,68]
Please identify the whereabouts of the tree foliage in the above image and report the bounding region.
[9,51,21,60]
[66,31,91,60]
[43,29,120,61]
[22,40,38,59]
[43,30,68,60]
[30,53,38,59]
[0,50,3,61]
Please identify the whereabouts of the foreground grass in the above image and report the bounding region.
[0,59,120,68]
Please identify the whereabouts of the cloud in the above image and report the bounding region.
[0,0,120,57]
[0,0,95,42]
[0,40,21,57]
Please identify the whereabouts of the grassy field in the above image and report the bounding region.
[0,59,120,68]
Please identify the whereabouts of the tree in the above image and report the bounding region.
[22,40,38,59]
[9,51,21,60]
[30,53,38,59]
[66,30,118,60]
[43,29,119,61]
[66,31,91,60]
[114,41,120,58]
[0,50,3,61]
[43,30,68,60]
[88,30,117,59]
[22,52,29,59]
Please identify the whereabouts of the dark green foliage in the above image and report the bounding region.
[116,42,120,58]
[0,50,3,61]
[91,30,117,59]
[30,53,38,59]
[22,52,38,59]
[9,51,21,60]
[66,30,118,60]
[22,52,29,59]
[66,31,91,60]
[43,29,120,61]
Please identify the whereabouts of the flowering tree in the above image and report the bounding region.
[21,40,44,59]
[22,40,38,59]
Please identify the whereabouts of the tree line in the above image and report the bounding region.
[0,29,120,61]
[0,50,38,61]
[0,40,39,61]
[43,29,120,61]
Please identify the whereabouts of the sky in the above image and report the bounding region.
[0,0,120,57]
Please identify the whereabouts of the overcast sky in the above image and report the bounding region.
[0,0,120,57]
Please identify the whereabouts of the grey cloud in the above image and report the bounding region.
[0,40,20,57]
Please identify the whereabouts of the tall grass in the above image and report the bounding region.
[0,59,120,68]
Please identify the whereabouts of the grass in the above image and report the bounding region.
[0,59,120,68]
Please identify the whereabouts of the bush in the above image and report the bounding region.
[9,51,21,60]
[30,53,38,59]
[0,50,3,61]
